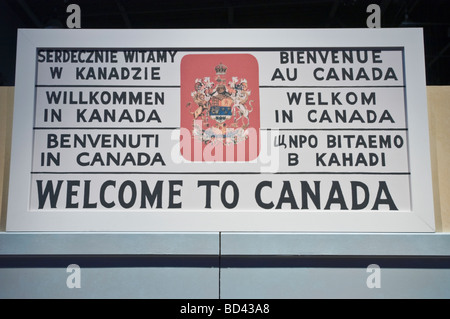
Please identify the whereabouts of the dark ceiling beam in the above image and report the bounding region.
[379,0,392,26]
[80,0,335,17]
[380,0,392,14]
[395,0,421,25]
[329,0,339,19]
[115,0,131,28]
[408,0,421,15]
[428,42,450,68]
[394,0,408,23]
[17,0,43,28]
[227,2,234,26]
[325,0,341,27]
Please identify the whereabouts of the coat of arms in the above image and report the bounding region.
[185,62,254,145]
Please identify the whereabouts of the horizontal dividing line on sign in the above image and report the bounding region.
[32,127,408,131]
[35,84,181,88]
[34,84,405,89]
[36,46,405,52]
[260,128,408,131]
[259,85,406,89]
[30,171,411,175]
[33,127,178,130]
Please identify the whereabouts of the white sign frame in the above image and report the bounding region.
[6,28,434,232]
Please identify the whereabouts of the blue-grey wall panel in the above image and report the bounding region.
[0,233,219,255]
[0,266,219,299]
[220,258,450,298]
[2,233,450,298]
[221,233,450,256]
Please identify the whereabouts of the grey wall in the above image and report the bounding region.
[1,233,450,299]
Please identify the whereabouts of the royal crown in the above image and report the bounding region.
[215,62,228,75]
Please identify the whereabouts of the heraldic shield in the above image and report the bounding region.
[180,54,260,162]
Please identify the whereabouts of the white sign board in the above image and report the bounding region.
[6,29,435,232]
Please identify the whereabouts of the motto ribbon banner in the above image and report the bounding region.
[6,28,434,231]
